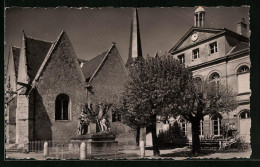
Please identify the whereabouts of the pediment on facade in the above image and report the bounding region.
[169,27,225,53]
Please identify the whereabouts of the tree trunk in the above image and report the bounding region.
[151,123,160,156]
[191,119,201,154]
[136,126,140,146]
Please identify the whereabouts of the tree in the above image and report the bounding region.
[173,79,238,154]
[120,55,192,156]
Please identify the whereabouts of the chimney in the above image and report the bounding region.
[237,18,247,37]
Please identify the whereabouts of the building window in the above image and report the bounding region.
[55,94,70,120]
[199,120,204,136]
[177,54,185,63]
[192,48,200,61]
[209,72,220,86]
[237,65,250,93]
[112,109,121,122]
[180,119,187,136]
[240,110,250,119]
[209,42,218,54]
[211,114,222,136]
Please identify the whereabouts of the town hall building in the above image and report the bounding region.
[156,6,250,144]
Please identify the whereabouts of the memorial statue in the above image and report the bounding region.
[97,103,112,132]
[77,103,112,135]
[77,105,91,135]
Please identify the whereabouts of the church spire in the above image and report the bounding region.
[126,8,143,67]
[17,31,29,85]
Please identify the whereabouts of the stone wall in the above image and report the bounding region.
[6,96,17,144]
[16,94,29,150]
[34,32,87,141]
[89,46,137,147]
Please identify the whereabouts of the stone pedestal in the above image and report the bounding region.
[88,122,96,134]
[70,131,118,155]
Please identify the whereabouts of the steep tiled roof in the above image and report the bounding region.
[81,50,108,81]
[25,37,52,81]
[229,42,249,54]
[12,46,20,78]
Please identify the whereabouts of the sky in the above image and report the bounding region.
[5,7,250,63]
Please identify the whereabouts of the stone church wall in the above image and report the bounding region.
[33,33,87,141]
[89,47,137,148]
[6,96,17,144]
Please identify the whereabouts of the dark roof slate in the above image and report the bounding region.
[81,50,108,81]
[12,46,20,78]
[25,37,52,82]
[229,42,249,54]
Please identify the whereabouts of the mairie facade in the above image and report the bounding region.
[156,7,250,144]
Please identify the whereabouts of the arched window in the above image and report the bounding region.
[237,65,250,74]
[211,113,222,136]
[240,110,250,119]
[180,119,187,136]
[55,94,70,120]
[209,72,220,90]
[237,65,250,93]
[209,72,220,82]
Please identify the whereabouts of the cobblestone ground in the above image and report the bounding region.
[5,147,251,160]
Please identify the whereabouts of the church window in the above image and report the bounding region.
[177,54,185,63]
[209,42,218,54]
[55,94,70,120]
[237,65,250,93]
[112,109,121,122]
[192,48,200,61]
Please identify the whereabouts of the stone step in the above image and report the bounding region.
[5,149,19,152]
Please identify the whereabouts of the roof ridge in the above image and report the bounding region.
[87,50,109,61]
[25,35,54,44]
[88,45,114,83]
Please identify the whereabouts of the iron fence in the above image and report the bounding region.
[28,140,121,159]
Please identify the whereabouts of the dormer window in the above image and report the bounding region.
[192,48,200,61]
[209,42,218,55]
[177,54,185,63]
